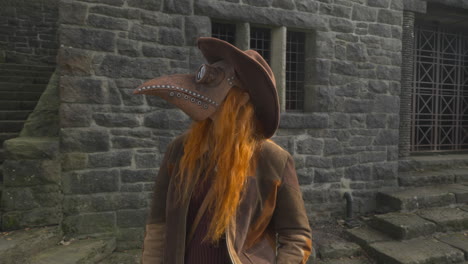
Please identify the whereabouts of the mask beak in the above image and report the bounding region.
[133,74,223,121]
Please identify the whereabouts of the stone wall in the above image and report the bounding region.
[0,0,59,65]
[57,0,404,249]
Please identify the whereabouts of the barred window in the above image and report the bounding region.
[211,22,236,45]
[286,31,305,111]
[250,27,271,64]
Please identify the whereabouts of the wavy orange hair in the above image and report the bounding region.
[175,87,263,242]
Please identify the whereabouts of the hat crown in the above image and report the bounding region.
[243,50,276,88]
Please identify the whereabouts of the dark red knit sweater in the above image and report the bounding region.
[185,177,231,263]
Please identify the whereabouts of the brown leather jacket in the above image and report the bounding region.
[142,135,312,264]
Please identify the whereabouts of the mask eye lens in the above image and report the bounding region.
[197,65,206,81]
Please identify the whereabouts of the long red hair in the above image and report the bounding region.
[175,87,263,242]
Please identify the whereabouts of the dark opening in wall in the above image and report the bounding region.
[286,31,306,112]
[250,27,271,64]
[211,22,236,45]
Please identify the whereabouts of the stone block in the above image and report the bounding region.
[314,169,342,183]
[323,139,342,156]
[58,48,94,76]
[367,0,390,8]
[59,0,88,25]
[3,160,60,187]
[117,39,140,57]
[88,150,132,168]
[111,136,157,149]
[331,61,358,76]
[60,103,92,127]
[417,207,468,232]
[398,171,455,187]
[128,24,158,42]
[403,0,426,13]
[345,164,372,181]
[318,240,362,260]
[376,65,401,81]
[144,109,191,130]
[184,16,211,45]
[345,226,391,248]
[296,167,314,185]
[377,9,402,25]
[373,130,398,145]
[89,5,140,19]
[329,17,353,33]
[60,26,116,52]
[87,14,128,30]
[63,212,116,235]
[352,5,377,22]
[142,45,187,60]
[2,185,61,211]
[376,187,456,212]
[368,23,392,37]
[346,43,367,62]
[295,0,319,13]
[120,168,158,183]
[79,0,124,6]
[127,0,162,11]
[306,156,332,169]
[116,209,146,228]
[60,77,108,104]
[60,128,110,153]
[61,153,88,171]
[342,99,372,113]
[96,55,168,79]
[63,193,118,216]
[296,137,324,155]
[116,229,145,250]
[272,0,294,9]
[436,232,468,258]
[2,207,61,230]
[158,27,184,46]
[368,80,389,94]
[368,238,464,264]
[4,137,59,160]
[332,155,358,168]
[366,113,386,128]
[118,89,145,106]
[116,192,149,209]
[279,113,328,129]
[370,212,437,240]
[164,0,193,14]
[93,113,139,128]
[63,169,119,194]
[373,162,397,180]
[140,11,183,28]
[359,151,386,163]
[135,151,162,168]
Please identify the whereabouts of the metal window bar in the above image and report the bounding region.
[211,22,236,45]
[286,31,305,111]
[411,25,468,152]
[250,27,271,64]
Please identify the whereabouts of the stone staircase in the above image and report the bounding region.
[345,155,468,264]
[0,63,55,230]
[0,226,118,264]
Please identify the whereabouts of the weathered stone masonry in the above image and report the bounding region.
[53,0,406,249]
[0,0,59,65]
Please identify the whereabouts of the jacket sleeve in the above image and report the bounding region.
[141,142,175,264]
[272,156,312,264]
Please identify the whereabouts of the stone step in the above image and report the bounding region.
[0,110,32,120]
[95,249,142,264]
[399,154,468,173]
[417,207,468,232]
[367,237,466,264]
[316,238,363,260]
[0,100,37,111]
[0,64,55,72]
[0,76,50,84]
[315,257,374,264]
[346,226,393,249]
[0,91,43,101]
[399,170,457,187]
[0,226,62,264]
[0,82,46,92]
[368,212,437,240]
[28,237,116,264]
[0,133,19,147]
[376,184,468,212]
[0,121,24,133]
[435,232,468,259]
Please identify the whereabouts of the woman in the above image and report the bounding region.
[135,37,312,264]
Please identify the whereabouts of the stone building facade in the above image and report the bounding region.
[1,0,468,251]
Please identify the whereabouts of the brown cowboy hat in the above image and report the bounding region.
[134,37,279,139]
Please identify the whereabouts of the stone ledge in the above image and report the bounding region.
[369,212,436,240]
[3,137,59,160]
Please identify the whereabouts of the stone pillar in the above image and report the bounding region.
[235,22,250,50]
[270,26,287,112]
[399,11,415,157]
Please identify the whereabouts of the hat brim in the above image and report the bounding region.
[198,37,279,139]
